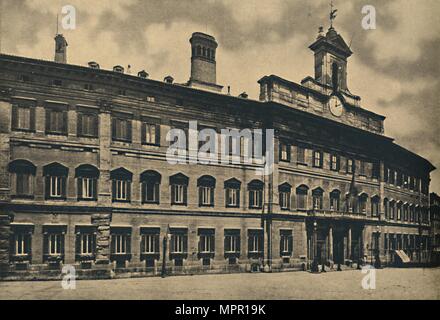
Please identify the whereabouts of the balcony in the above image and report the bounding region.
[307,209,379,221]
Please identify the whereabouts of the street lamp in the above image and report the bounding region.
[311,221,319,273]
[161,225,172,278]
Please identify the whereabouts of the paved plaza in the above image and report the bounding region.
[0,268,439,300]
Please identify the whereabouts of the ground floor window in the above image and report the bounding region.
[248,229,263,258]
[280,230,293,257]
[224,229,240,254]
[43,226,66,263]
[11,226,33,259]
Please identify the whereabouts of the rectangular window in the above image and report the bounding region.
[248,230,263,256]
[15,173,33,196]
[49,176,65,198]
[112,116,132,142]
[279,191,290,210]
[13,232,31,256]
[111,234,129,254]
[113,179,130,201]
[77,112,98,137]
[172,184,185,204]
[80,177,96,200]
[143,123,160,145]
[330,195,340,211]
[142,182,159,203]
[46,108,67,135]
[226,188,239,207]
[79,233,95,255]
[249,190,262,209]
[48,233,63,255]
[171,232,188,254]
[359,161,366,176]
[330,154,339,171]
[16,106,31,130]
[224,230,240,254]
[200,186,213,206]
[199,231,215,254]
[141,233,159,254]
[347,159,354,174]
[297,193,307,209]
[280,230,293,256]
[313,151,323,168]
[297,146,306,164]
[279,143,290,162]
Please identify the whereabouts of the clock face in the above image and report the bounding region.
[328,96,343,117]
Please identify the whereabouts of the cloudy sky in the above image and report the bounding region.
[1,0,439,192]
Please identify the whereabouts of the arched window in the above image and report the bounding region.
[296,185,309,210]
[248,180,263,209]
[403,203,409,221]
[332,62,339,89]
[8,159,36,198]
[197,175,216,207]
[330,189,340,211]
[358,192,368,214]
[170,173,189,205]
[202,47,207,57]
[140,170,161,204]
[390,200,396,219]
[371,195,380,217]
[312,187,324,210]
[396,201,402,220]
[409,204,415,222]
[75,164,99,201]
[224,178,241,208]
[111,168,132,202]
[278,183,292,210]
[43,162,68,200]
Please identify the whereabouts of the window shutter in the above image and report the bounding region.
[111,180,116,201]
[289,235,293,255]
[126,234,131,255]
[62,111,68,135]
[61,177,67,198]
[110,235,115,254]
[154,234,159,253]
[141,122,146,144]
[210,235,215,252]
[93,114,99,137]
[77,178,82,200]
[236,235,241,253]
[111,117,117,140]
[248,235,252,253]
[170,235,175,254]
[183,185,188,205]
[154,183,160,204]
[92,178,97,200]
[171,185,175,204]
[210,187,214,206]
[198,187,202,206]
[287,192,291,210]
[155,124,161,145]
[198,236,201,253]
[44,176,50,199]
[30,107,36,131]
[127,120,132,142]
[77,113,83,136]
[183,234,188,253]
[45,109,51,132]
[127,181,131,202]
[237,189,240,208]
[225,189,230,207]
[75,233,81,259]
[61,234,65,255]
[43,234,48,255]
[11,105,18,129]
[140,234,145,253]
[280,236,283,256]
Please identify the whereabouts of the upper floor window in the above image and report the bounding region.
[313,151,323,168]
[347,158,354,174]
[279,183,291,210]
[224,178,241,208]
[142,122,160,145]
[112,114,132,142]
[296,185,309,209]
[396,202,402,220]
[170,173,189,205]
[384,198,389,219]
[198,175,215,207]
[12,103,35,132]
[111,168,132,202]
[280,230,293,257]
[77,110,98,138]
[389,201,396,219]
[279,142,290,162]
[312,187,324,210]
[248,180,263,209]
[140,170,161,204]
[359,161,366,176]
[75,164,99,201]
[45,105,67,135]
[371,196,380,217]
[297,146,306,164]
[358,193,368,214]
[43,162,68,200]
[372,162,380,179]
[330,154,339,171]
[51,79,63,87]
[8,159,36,198]
[330,189,340,211]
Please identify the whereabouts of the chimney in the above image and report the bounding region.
[88,61,100,69]
[54,34,68,63]
[188,32,223,93]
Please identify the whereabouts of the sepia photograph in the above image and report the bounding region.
[0,0,439,308]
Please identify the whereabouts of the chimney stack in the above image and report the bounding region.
[54,34,68,63]
[188,32,223,93]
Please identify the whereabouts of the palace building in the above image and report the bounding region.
[0,24,435,280]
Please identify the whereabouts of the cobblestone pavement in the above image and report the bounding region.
[0,268,439,300]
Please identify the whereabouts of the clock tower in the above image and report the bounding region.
[309,26,352,92]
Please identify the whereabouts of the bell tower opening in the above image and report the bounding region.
[332,62,339,90]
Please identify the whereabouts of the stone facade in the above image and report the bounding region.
[0,27,435,280]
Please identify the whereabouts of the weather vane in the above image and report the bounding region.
[330,0,338,28]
